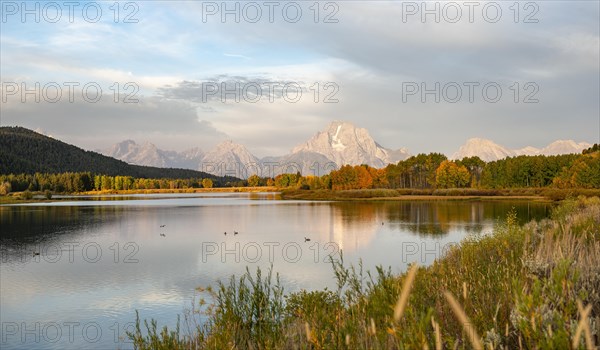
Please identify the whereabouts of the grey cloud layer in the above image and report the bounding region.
[1,1,598,154]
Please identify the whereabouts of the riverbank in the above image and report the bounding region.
[80,186,278,195]
[129,196,599,349]
[281,188,600,201]
[0,187,279,204]
[2,187,599,205]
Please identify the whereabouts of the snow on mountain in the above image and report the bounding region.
[199,140,259,178]
[101,140,204,169]
[291,121,410,168]
[261,151,336,178]
[452,138,591,161]
[102,121,411,177]
[169,147,205,169]
[540,140,591,156]
[102,140,168,167]
[451,138,515,162]
[513,146,541,156]
[103,126,591,180]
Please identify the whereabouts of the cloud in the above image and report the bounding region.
[1,0,598,155]
[1,94,227,151]
[223,53,252,60]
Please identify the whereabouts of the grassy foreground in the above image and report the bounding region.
[129,197,600,349]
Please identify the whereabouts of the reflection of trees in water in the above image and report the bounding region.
[0,206,124,261]
[331,201,552,237]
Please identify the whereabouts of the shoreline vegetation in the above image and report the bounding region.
[280,188,600,201]
[2,187,600,205]
[127,196,599,349]
[1,189,599,206]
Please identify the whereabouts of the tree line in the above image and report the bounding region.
[0,173,218,194]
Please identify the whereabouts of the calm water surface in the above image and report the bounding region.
[0,193,552,349]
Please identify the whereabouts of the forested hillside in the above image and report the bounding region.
[0,127,236,183]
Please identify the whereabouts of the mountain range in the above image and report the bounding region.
[101,121,411,178]
[451,138,592,162]
[100,121,592,178]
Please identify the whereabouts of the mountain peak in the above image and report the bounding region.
[451,138,513,162]
[201,140,259,178]
[292,121,409,168]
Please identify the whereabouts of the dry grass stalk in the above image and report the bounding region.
[370,318,376,336]
[431,317,442,350]
[393,264,418,322]
[304,322,311,343]
[443,291,483,350]
[572,300,595,349]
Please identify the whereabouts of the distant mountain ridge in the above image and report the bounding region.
[451,138,592,162]
[101,140,204,169]
[102,121,411,178]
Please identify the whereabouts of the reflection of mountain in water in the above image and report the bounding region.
[327,203,379,254]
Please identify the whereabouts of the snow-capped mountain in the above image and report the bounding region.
[451,138,515,162]
[540,140,592,156]
[102,121,411,178]
[291,121,410,168]
[171,147,205,169]
[513,146,541,156]
[199,140,259,178]
[101,140,204,169]
[260,151,336,178]
[452,138,591,161]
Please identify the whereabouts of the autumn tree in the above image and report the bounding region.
[435,161,471,188]
[247,174,260,187]
[202,178,214,188]
[457,156,485,187]
[355,165,373,189]
[331,165,358,190]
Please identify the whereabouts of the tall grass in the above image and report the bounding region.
[129,197,600,349]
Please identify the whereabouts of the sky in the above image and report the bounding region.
[1,0,599,157]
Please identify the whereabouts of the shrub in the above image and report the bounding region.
[21,190,33,200]
[0,181,11,195]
